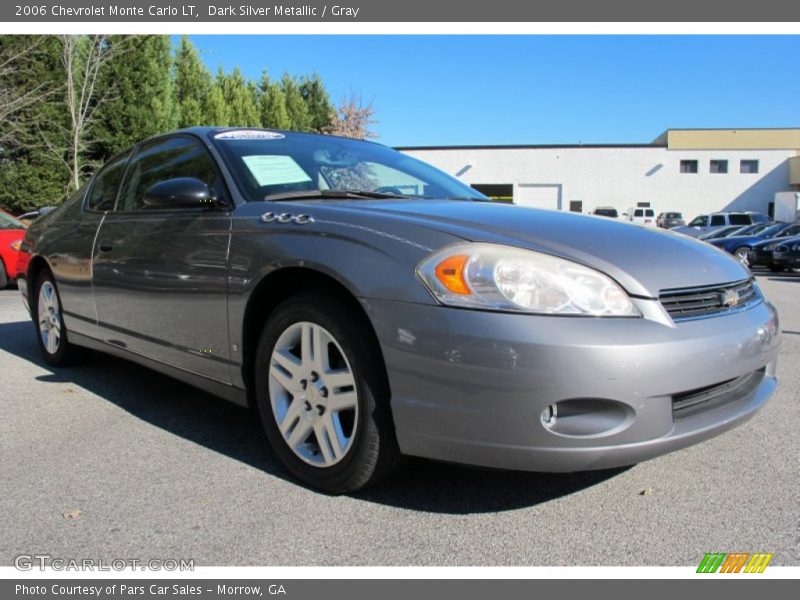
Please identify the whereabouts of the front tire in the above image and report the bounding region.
[32,270,84,366]
[254,292,399,493]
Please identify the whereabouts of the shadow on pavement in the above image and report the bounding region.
[0,318,627,514]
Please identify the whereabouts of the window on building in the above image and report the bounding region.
[680,160,698,174]
[471,184,513,204]
[740,160,759,174]
[569,200,583,213]
[710,160,728,174]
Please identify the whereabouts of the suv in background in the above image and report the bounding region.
[670,212,771,238]
[656,212,685,228]
[625,207,656,227]
[592,206,618,218]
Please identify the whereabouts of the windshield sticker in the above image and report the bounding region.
[215,130,285,140]
[242,155,312,187]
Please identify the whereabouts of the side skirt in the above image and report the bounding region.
[69,331,249,407]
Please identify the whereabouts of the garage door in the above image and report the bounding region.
[516,184,562,210]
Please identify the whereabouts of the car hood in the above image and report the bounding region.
[324,200,749,298]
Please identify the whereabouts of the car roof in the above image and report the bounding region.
[157,126,383,148]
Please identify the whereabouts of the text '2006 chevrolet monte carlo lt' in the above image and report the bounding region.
[17,128,780,493]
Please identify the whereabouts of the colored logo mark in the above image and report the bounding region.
[697,552,773,573]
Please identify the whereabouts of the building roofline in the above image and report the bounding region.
[396,143,664,151]
[664,127,800,132]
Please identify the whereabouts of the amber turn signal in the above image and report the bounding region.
[434,255,471,295]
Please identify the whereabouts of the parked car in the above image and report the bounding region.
[592,206,618,218]
[16,206,56,226]
[748,236,795,271]
[17,127,781,493]
[709,222,800,265]
[696,225,747,241]
[771,236,800,272]
[0,210,27,288]
[624,206,656,226]
[671,212,771,238]
[656,212,685,228]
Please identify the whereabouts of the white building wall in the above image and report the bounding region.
[401,146,795,220]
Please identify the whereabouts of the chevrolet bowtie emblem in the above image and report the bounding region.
[722,289,740,307]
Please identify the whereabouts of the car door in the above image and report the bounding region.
[91,135,233,383]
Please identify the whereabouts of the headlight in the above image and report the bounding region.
[416,243,640,317]
[9,240,22,251]
[791,244,800,252]
[763,243,776,251]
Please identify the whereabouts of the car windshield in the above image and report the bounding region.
[0,211,26,229]
[213,131,487,202]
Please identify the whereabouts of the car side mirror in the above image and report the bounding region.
[143,177,224,210]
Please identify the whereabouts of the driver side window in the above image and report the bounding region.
[118,136,224,211]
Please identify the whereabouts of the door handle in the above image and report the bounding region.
[98,245,113,254]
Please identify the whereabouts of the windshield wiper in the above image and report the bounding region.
[264,189,428,201]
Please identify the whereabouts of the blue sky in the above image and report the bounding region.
[186,35,800,147]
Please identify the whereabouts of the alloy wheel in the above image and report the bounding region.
[38,281,62,355]
[268,321,359,467]
[734,247,750,267]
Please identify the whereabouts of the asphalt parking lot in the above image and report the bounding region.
[1,273,798,567]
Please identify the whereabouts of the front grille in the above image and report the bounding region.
[672,368,765,420]
[659,279,760,321]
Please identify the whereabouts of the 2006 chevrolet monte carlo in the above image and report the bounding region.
[17,127,781,493]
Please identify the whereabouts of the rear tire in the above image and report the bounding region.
[254,292,400,493]
[32,270,85,366]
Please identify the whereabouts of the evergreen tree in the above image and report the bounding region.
[92,35,175,158]
[221,67,260,127]
[300,73,335,133]
[173,35,212,128]
[281,73,312,131]
[259,72,291,130]
[206,67,231,126]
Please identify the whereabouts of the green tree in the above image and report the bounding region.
[300,73,335,133]
[220,66,260,127]
[281,73,312,131]
[258,72,290,129]
[205,68,231,126]
[173,35,212,128]
[92,35,175,158]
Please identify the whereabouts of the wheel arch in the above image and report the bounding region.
[240,266,390,409]
[24,255,52,311]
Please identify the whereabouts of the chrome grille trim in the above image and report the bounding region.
[659,279,761,321]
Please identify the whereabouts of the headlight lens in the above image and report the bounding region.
[416,243,640,317]
[9,240,22,251]
[791,243,800,252]
[763,243,776,251]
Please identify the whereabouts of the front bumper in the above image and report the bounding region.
[364,297,780,472]
[748,247,777,268]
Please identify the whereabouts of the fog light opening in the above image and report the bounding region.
[540,404,558,428]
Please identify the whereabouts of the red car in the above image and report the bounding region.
[0,209,26,288]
